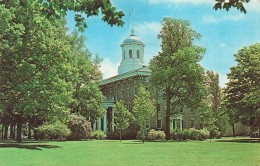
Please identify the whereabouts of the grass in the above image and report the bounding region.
[0,137,259,166]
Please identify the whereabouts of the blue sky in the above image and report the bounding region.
[66,0,260,87]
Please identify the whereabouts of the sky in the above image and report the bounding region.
[66,0,260,87]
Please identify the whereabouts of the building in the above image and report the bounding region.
[94,28,201,133]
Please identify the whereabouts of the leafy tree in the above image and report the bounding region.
[133,85,156,143]
[113,100,134,142]
[225,43,260,138]
[67,114,92,140]
[214,0,250,13]
[36,121,71,141]
[0,0,124,31]
[0,2,73,142]
[67,30,105,123]
[198,71,229,140]
[149,17,205,140]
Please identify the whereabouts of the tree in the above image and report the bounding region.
[133,85,156,143]
[225,43,260,138]
[67,30,105,123]
[0,2,73,142]
[113,100,134,142]
[198,70,229,140]
[149,17,205,140]
[0,0,124,31]
[214,0,250,13]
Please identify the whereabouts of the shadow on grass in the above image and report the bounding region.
[215,138,260,143]
[0,143,61,150]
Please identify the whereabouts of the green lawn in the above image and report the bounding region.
[0,137,259,166]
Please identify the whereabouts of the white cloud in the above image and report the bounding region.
[219,43,226,47]
[245,0,260,13]
[135,22,162,36]
[202,13,245,23]
[218,73,229,88]
[148,0,213,5]
[100,57,120,79]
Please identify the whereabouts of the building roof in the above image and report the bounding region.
[123,34,144,44]
[99,66,151,86]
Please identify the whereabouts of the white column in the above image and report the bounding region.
[98,118,101,130]
[170,119,173,129]
[175,120,177,129]
[112,110,114,132]
[93,120,96,131]
[180,117,183,131]
[104,113,107,134]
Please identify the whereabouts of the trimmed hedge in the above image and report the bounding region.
[170,128,209,141]
[147,129,165,140]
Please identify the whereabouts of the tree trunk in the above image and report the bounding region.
[1,125,3,140]
[165,86,171,140]
[232,123,236,138]
[10,123,14,139]
[28,119,32,139]
[120,128,122,142]
[16,119,22,142]
[142,129,145,144]
[4,124,8,139]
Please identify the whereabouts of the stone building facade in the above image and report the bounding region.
[94,29,201,133]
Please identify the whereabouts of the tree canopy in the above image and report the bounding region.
[149,17,205,140]
[225,43,260,130]
[214,0,250,13]
[0,0,124,31]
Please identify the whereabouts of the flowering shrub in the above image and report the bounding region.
[147,129,165,140]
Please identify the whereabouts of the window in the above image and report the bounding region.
[191,120,195,128]
[129,49,132,58]
[180,108,183,113]
[123,51,125,59]
[134,87,138,95]
[137,49,140,58]
[146,121,150,129]
[157,104,160,112]
[157,119,162,129]
[173,120,176,128]
[190,109,194,114]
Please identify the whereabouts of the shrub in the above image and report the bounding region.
[36,121,71,140]
[136,129,149,140]
[107,123,139,140]
[91,130,107,139]
[67,114,92,140]
[170,128,209,141]
[147,129,165,140]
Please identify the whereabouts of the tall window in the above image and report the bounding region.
[157,104,160,112]
[129,49,132,58]
[137,49,140,58]
[123,51,125,59]
[157,120,162,129]
[191,120,195,128]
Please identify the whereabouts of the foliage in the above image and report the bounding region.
[198,70,229,137]
[107,123,139,140]
[68,30,105,122]
[133,85,156,143]
[35,121,71,140]
[170,128,209,141]
[150,17,205,140]
[67,114,92,140]
[225,43,260,130]
[0,0,124,32]
[91,130,107,140]
[0,2,73,141]
[147,129,166,140]
[113,100,134,141]
[214,0,250,13]
[136,129,149,140]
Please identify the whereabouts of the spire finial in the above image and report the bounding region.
[131,8,134,35]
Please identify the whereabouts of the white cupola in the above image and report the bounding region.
[118,28,145,75]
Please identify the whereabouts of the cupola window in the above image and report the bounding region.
[129,49,132,58]
[137,49,140,58]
